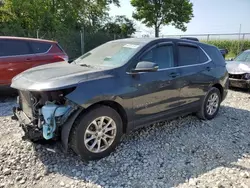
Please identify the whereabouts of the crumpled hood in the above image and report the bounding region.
[226,61,250,74]
[11,61,111,91]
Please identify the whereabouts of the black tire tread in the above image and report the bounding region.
[69,105,123,160]
[197,87,221,120]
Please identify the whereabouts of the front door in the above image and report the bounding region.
[130,42,181,126]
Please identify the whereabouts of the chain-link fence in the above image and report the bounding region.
[162,33,250,41]
[2,29,250,59]
[161,33,250,57]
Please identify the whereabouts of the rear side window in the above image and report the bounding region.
[30,41,52,53]
[202,45,225,66]
[141,45,174,69]
[178,44,209,66]
[199,48,209,62]
[0,39,31,57]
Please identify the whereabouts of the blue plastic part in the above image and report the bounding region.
[41,103,71,140]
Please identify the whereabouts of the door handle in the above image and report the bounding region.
[169,72,180,78]
[26,58,32,61]
[206,66,211,71]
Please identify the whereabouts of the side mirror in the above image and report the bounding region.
[131,61,159,73]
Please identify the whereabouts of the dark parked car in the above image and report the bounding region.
[219,49,228,59]
[0,36,68,88]
[11,38,228,160]
[226,49,250,89]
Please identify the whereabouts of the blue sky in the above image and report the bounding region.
[109,0,250,37]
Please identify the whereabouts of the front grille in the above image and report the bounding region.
[229,74,244,79]
[19,91,33,118]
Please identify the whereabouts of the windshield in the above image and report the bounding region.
[73,41,141,67]
[234,51,250,62]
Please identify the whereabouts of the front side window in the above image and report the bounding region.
[0,39,31,57]
[140,45,174,69]
[178,45,209,66]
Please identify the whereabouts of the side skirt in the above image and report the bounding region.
[126,101,200,133]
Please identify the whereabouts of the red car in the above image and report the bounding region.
[0,36,68,87]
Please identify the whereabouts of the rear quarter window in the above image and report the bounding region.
[29,41,52,54]
[0,39,31,56]
[56,43,66,53]
[201,45,225,66]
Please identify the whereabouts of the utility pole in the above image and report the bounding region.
[36,29,39,39]
[80,27,85,55]
[238,24,242,54]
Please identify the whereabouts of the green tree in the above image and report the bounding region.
[104,15,136,38]
[0,0,121,58]
[131,0,193,37]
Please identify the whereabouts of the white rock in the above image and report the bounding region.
[19,179,26,184]
[3,168,11,175]
[60,181,65,187]
[188,178,197,186]
[240,172,250,178]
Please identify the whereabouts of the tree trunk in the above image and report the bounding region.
[155,24,159,38]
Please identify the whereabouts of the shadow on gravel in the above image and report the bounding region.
[0,93,16,117]
[29,106,250,187]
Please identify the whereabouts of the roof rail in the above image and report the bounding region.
[180,37,199,42]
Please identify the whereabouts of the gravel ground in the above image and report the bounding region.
[0,90,250,188]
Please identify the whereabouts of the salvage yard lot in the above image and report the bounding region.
[0,90,250,188]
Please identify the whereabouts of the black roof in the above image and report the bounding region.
[110,37,216,49]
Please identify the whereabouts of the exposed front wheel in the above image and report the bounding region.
[197,87,221,120]
[70,105,123,161]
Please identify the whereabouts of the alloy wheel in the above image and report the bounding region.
[84,116,117,153]
[206,93,219,115]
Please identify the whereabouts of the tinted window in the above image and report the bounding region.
[0,39,31,56]
[201,45,225,66]
[178,45,209,66]
[141,45,174,69]
[199,48,209,62]
[30,41,52,53]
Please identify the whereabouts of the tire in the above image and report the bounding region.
[70,105,123,161]
[197,87,221,120]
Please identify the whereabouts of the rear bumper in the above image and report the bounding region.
[12,107,43,141]
[229,78,250,89]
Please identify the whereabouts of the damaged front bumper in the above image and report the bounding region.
[12,90,78,142]
[229,78,250,89]
[12,107,43,141]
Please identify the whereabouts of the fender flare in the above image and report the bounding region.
[60,108,83,152]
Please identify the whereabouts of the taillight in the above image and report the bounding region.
[53,55,69,62]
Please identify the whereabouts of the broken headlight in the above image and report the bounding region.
[244,73,250,80]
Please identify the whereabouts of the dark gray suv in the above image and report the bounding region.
[11,38,229,160]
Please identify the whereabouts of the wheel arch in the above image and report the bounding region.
[61,100,128,152]
[89,100,128,133]
[212,83,223,98]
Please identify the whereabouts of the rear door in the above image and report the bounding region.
[177,42,215,107]
[0,39,34,85]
